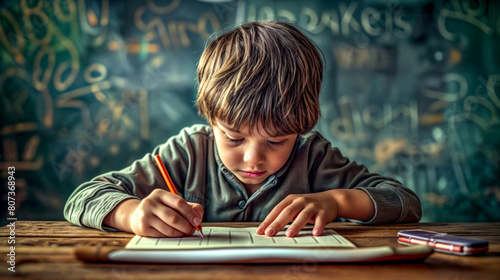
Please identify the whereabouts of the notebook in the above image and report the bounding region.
[74,226,433,263]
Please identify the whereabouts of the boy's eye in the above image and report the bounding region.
[268,140,285,146]
[226,135,243,144]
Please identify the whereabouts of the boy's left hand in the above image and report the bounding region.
[256,192,339,238]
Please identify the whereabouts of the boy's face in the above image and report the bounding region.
[213,120,298,194]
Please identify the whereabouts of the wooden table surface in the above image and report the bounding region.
[1,221,499,280]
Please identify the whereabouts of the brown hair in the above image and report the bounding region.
[196,21,323,136]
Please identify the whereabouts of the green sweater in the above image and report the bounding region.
[64,124,422,231]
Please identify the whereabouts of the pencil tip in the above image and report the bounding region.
[200,231,205,238]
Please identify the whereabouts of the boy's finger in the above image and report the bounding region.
[312,214,328,236]
[150,214,194,237]
[138,226,165,238]
[152,204,195,235]
[256,200,291,235]
[265,203,313,237]
[157,191,202,227]
[263,203,304,236]
[286,208,317,237]
[187,202,204,220]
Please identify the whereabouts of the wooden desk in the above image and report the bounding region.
[1,222,499,279]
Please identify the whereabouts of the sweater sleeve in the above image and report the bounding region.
[63,126,205,231]
[63,153,159,231]
[305,133,422,224]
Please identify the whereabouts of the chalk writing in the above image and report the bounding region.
[438,0,496,41]
[247,1,412,38]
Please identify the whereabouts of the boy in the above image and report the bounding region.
[64,21,421,238]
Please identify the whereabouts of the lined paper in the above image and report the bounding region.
[126,227,355,249]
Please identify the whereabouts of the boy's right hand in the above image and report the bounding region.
[127,189,203,237]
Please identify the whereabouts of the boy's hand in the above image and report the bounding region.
[256,192,339,238]
[129,189,203,237]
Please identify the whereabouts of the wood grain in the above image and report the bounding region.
[1,222,499,280]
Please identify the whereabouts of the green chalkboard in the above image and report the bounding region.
[1,0,499,224]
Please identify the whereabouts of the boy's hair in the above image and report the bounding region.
[196,21,323,136]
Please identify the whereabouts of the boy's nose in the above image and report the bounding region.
[243,146,264,165]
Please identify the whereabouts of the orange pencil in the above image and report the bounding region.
[154,154,204,238]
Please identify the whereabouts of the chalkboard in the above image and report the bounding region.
[1,0,499,224]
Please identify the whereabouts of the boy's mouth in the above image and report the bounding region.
[240,170,266,178]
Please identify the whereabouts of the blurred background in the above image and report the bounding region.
[1,0,499,225]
